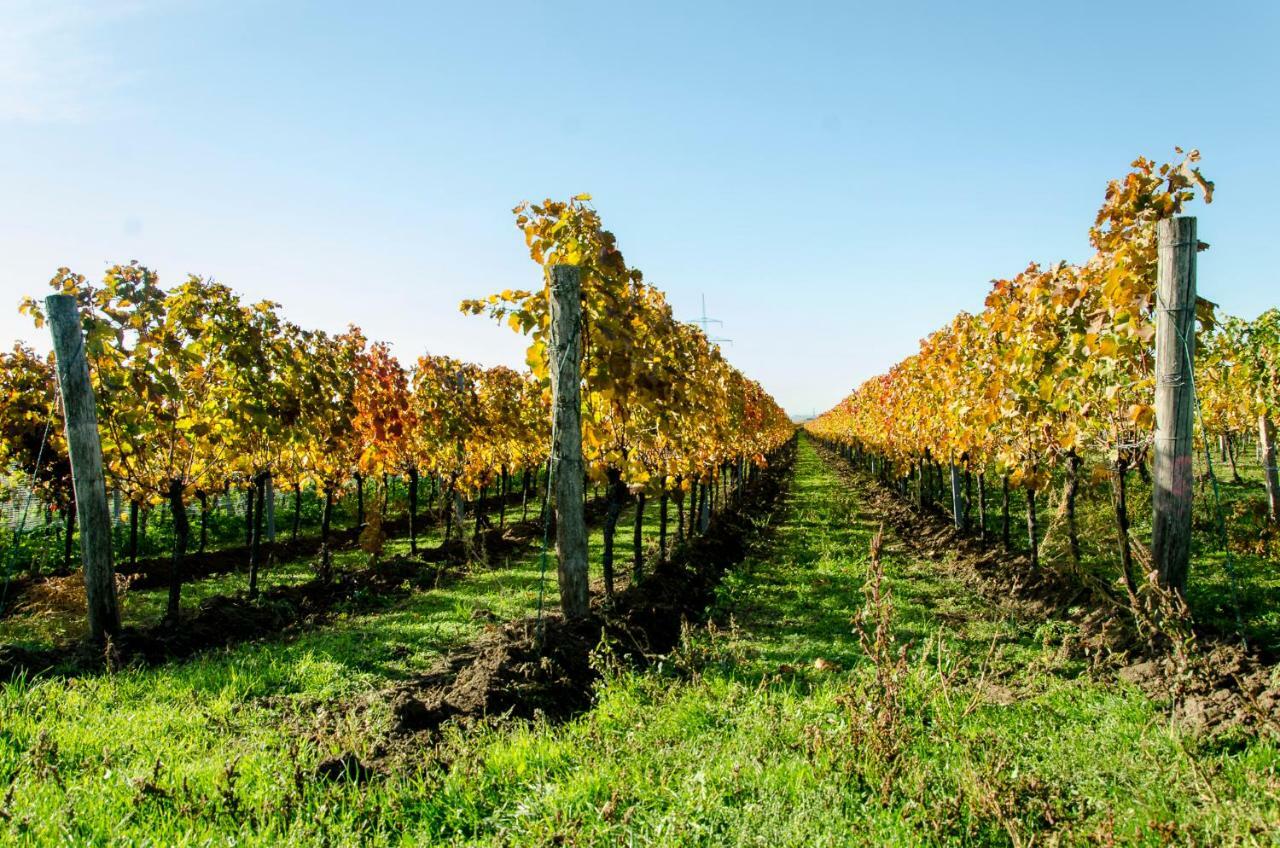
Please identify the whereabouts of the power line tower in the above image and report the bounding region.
[690,294,732,346]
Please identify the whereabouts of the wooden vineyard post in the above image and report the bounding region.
[549,265,589,618]
[1152,216,1197,594]
[1026,487,1039,568]
[976,472,987,542]
[658,489,669,561]
[632,491,646,581]
[265,472,276,542]
[698,477,710,533]
[1261,413,1280,523]
[453,370,468,545]
[45,294,121,644]
[1000,475,1010,550]
[949,461,964,531]
[408,466,420,553]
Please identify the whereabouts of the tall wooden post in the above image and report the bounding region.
[698,477,710,533]
[1152,216,1197,593]
[454,370,467,533]
[1259,413,1279,523]
[45,294,121,643]
[549,265,588,618]
[265,471,276,542]
[949,461,964,531]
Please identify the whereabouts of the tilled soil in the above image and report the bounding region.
[317,442,797,775]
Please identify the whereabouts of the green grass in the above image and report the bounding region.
[904,439,1280,654]
[1,437,1277,845]
[0,472,541,589]
[0,488,678,844]
[0,491,560,650]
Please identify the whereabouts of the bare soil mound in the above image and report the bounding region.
[372,442,795,758]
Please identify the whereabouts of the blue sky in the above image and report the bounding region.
[1,0,1276,415]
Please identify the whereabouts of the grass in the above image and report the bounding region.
[0,557,321,646]
[394,436,1276,845]
[0,489,560,650]
[906,440,1280,655]
[0,471,540,584]
[0,436,1278,844]
[0,487,681,844]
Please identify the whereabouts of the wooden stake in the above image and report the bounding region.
[658,489,669,561]
[949,461,964,531]
[1260,413,1280,523]
[1063,450,1081,567]
[549,265,588,618]
[45,294,120,644]
[1152,216,1197,593]
[698,476,710,533]
[265,471,276,542]
[129,500,139,566]
[408,466,420,553]
[976,472,986,543]
[1000,474,1010,550]
[632,491,645,581]
[1026,487,1039,568]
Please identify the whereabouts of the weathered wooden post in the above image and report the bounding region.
[949,461,964,531]
[976,472,987,542]
[1000,475,1011,550]
[408,466,420,553]
[632,491,645,581]
[1259,414,1279,523]
[549,265,589,618]
[45,294,121,644]
[698,477,710,533]
[245,483,255,544]
[265,472,276,542]
[1152,216,1197,593]
[454,370,468,536]
[248,470,266,599]
[1026,487,1039,567]
[658,489,669,561]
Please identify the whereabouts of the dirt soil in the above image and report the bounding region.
[312,442,798,774]
[0,488,542,619]
[0,512,549,681]
[813,440,1280,737]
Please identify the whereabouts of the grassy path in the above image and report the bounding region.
[0,492,673,844]
[1,436,1277,844]
[380,436,1277,845]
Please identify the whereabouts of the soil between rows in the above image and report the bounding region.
[0,488,539,621]
[313,441,798,775]
[0,513,550,681]
[813,439,1280,736]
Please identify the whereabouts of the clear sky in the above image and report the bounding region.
[2,0,1277,416]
